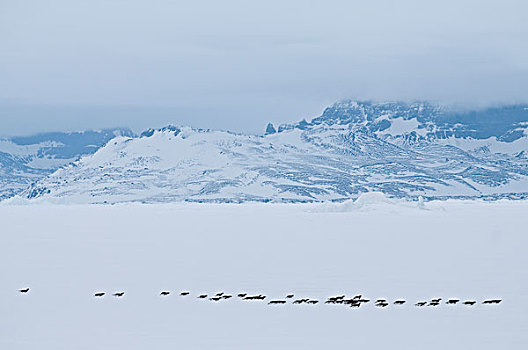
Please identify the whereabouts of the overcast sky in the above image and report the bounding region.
[1,0,527,136]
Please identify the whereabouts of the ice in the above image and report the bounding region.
[1,199,526,349]
[316,192,398,212]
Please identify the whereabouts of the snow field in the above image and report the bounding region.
[1,199,527,349]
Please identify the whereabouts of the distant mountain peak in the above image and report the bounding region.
[16,101,528,204]
[2,101,528,204]
[0,128,136,199]
[269,100,528,144]
[265,123,276,135]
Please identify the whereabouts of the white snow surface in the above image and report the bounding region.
[382,117,425,136]
[436,135,528,155]
[1,198,527,349]
[0,139,64,157]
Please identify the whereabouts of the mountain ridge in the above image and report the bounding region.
[0,128,135,199]
[11,100,527,204]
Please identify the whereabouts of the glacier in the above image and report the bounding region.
[14,101,528,204]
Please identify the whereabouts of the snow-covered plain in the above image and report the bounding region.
[1,197,527,349]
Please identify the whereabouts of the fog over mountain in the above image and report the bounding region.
[1,1,527,135]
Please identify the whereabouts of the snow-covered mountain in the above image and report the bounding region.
[0,128,135,199]
[15,101,528,204]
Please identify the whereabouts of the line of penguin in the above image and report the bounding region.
[17,288,502,307]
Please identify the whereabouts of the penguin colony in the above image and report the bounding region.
[17,288,501,308]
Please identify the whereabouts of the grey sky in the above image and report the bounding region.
[1,0,527,136]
